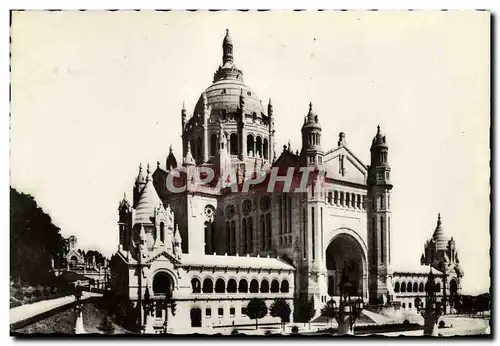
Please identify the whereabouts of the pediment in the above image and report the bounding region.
[323,146,367,185]
[145,249,181,265]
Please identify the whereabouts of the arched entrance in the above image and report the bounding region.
[190,308,202,327]
[152,271,174,298]
[326,233,365,297]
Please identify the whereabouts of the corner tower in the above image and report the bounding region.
[300,102,324,167]
[367,125,393,303]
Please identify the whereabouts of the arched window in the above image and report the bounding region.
[357,194,361,209]
[401,282,406,293]
[271,280,279,293]
[425,282,430,293]
[202,278,213,293]
[266,214,272,249]
[222,109,227,120]
[419,282,424,292]
[346,193,350,207]
[250,279,259,293]
[413,282,418,293]
[260,279,269,293]
[196,137,202,160]
[263,138,269,160]
[230,221,236,255]
[248,217,253,253]
[226,221,230,253]
[394,282,400,293]
[159,222,165,243]
[215,278,225,293]
[227,279,237,293]
[281,280,289,293]
[204,221,210,255]
[256,137,262,158]
[407,283,412,293]
[238,279,248,293]
[435,282,441,292]
[247,135,255,157]
[191,278,201,294]
[230,133,238,155]
[260,216,265,250]
[242,218,247,253]
[210,134,217,157]
[211,221,216,255]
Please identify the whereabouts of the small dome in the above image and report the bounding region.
[134,178,162,225]
[119,193,131,211]
[371,125,388,148]
[432,213,447,251]
[192,79,265,121]
[223,28,232,46]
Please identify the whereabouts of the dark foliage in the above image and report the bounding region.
[10,187,68,284]
[244,298,268,329]
[270,298,291,327]
[291,325,299,334]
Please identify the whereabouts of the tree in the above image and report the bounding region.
[10,187,67,285]
[245,298,268,330]
[320,299,337,328]
[302,297,316,329]
[270,298,291,332]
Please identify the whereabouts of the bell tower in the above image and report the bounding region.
[367,125,393,303]
[300,102,324,167]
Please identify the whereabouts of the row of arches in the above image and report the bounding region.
[207,133,270,159]
[394,281,441,293]
[191,277,290,294]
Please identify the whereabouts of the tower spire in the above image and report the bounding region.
[222,28,233,65]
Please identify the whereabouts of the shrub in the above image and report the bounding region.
[438,320,445,328]
[403,319,410,327]
[10,300,22,308]
[24,291,33,299]
[265,330,272,336]
[13,290,24,300]
[51,286,58,294]
[291,326,299,334]
[33,289,42,298]
[42,287,50,296]
[12,282,21,289]
[231,329,239,335]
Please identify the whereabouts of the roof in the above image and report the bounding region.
[392,263,443,275]
[181,254,295,271]
[432,214,447,251]
[134,179,162,224]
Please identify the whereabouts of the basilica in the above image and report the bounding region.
[109,30,463,333]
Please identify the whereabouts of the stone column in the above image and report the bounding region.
[203,125,209,163]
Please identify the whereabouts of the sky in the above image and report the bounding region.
[10,10,490,294]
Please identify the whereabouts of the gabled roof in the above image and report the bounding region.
[324,145,368,171]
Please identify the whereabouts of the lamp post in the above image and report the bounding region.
[414,268,444,336]
[73,284,85,334]
[326,274,364,335]
[162,289,176,334]
[143,288,155,334]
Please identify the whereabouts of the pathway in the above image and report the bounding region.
[10,292,102,325]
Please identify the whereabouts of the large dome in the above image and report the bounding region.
[193,79,265,121]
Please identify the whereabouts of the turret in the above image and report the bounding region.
[300,102,324,167]
[181,102,187,130]
[367,125,393,303]
[368,125,391,186]
[133,163,146,206]
[222,28,233,65]
[166,145,178,171]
